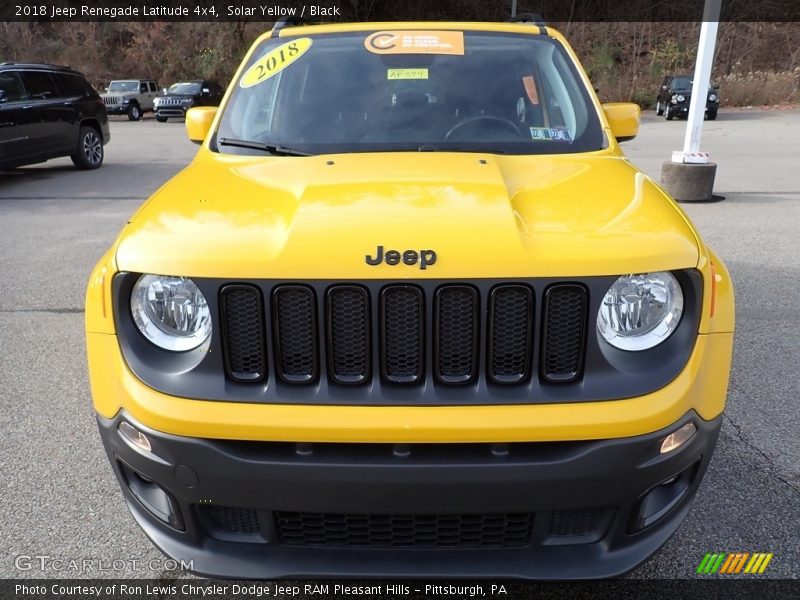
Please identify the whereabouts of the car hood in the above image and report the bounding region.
[115,151,700,279]
[160,94,198,100]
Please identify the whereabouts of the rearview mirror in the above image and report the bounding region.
[602,102,640,143]
[185,106,217,144]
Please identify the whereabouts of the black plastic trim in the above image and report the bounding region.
[96,410,722,579]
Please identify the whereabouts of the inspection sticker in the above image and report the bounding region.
[240,38,313,88]
[387,68,429,80]
[365,31,464,55]
[530,127,573,141]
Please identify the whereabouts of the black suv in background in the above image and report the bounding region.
[656,75,720,121]
[154,79,223,122]
[0,63,110,170]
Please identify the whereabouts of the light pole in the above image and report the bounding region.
[660,0,722,201]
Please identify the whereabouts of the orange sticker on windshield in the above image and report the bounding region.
[365,31,464,55]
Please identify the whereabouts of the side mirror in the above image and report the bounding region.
[603,102,640,143]
[185,106,217,144]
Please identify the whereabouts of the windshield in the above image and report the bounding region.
[216,30,604,156]
[168,82,202,95]
[108,81,139,92]
[671,77,697,90]
[671,77,716,92]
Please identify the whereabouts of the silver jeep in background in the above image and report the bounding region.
[101,79,159,121]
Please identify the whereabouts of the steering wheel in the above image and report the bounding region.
[445,115,522,141]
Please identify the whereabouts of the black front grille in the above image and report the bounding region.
[541,285,588,382]
[381,286,424,384]
[488,285,534,383]
[220,285,266,381]
[219,280,589,391]
[327,286,370,384]
[275,511,533,548]
[272,286,318,383]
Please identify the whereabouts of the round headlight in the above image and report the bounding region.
[131,275,212,351]
[709,94,717,102]
[676,94,685,102]
[597,272,683,351]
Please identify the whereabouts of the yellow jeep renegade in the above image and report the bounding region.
[86,17,734,579]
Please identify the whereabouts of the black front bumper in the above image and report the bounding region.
[97,411,721,579]
[155,107,188,118]
[670,102,718,116]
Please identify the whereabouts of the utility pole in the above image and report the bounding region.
[660,0,722,201]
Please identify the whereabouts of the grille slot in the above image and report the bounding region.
[275,511,533,548]
[546,508,610,544]
[487,285,533,384]
[199,505,260,535]
[435,286,479,384]
[220,285,266,382]
[327,286,370,384]
[541,285,588,382]
[380,286,424,384]
[272,285,318,383]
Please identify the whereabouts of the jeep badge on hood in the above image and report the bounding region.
[365,246,437,269]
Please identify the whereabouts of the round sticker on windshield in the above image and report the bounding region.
[240,38,312,88]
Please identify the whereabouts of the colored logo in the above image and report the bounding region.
[697,552,774,575]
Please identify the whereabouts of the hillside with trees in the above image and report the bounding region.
[1,21,797,107]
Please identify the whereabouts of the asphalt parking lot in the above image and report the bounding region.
[1,109,798,580]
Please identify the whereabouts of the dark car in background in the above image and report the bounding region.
[0,62,110,170]
[154,80,223,122]
[656,75,720,121]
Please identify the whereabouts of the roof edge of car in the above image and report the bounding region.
[0,62,80,73]
[268,19,560,42]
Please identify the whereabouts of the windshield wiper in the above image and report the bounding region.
[420,144,508,154]
[217,137,313,157]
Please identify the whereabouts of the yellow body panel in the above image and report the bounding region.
[86,21,735,443]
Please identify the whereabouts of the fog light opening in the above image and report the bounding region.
[118,461,184,530]
[660,422,696,454]
[119,421,152,453]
